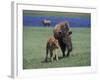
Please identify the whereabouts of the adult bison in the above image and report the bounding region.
[42,19,51,27]
[53,22,72,57]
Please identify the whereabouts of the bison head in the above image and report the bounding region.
[59,29,72,43]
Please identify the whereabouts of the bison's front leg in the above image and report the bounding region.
[66,49,72,57]
[66,43,72,57]
[57,39,66,57]
[59,42,66,57]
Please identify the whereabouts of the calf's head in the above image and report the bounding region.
[52,39,59,49]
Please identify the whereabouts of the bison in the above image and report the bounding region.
[45,36,60,62]
[53,21,72,57]
[42,19,51,27]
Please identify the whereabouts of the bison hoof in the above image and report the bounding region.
[63,55,66,58]
[66,54,70,57]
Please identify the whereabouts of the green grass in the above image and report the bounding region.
[23,10,90,18]
[23,27,91,69]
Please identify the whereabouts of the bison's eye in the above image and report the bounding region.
[68,31,72,35]
[58,31,62,37]
[59,31,62,35]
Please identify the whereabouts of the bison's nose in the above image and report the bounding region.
[63,38,66,43]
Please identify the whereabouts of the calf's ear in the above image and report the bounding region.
[68,31,72,35]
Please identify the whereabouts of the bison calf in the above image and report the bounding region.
[45,36,60,62]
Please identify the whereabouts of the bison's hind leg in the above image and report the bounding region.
[55,49,58,61]
[45,43,49,62]
[51,50,59,62]
[50,51,54,62]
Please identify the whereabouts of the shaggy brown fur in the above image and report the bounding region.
[45,36,60,62]
[53,21,72,57]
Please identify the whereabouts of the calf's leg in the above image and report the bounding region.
[55,49,58,61]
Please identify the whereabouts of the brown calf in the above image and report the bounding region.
[45,36,59,62]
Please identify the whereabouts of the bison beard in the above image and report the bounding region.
[53,22,73,57]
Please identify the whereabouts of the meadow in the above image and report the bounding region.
[23,27,91,69]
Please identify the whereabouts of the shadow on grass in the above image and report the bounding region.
[41,58,51,63]
[41,56,66,63]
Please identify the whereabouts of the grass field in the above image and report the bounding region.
[23,27,91,69]
[23,10,90,18]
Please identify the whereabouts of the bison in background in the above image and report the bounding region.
[53,21,72,57]
[42,19,51,27]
